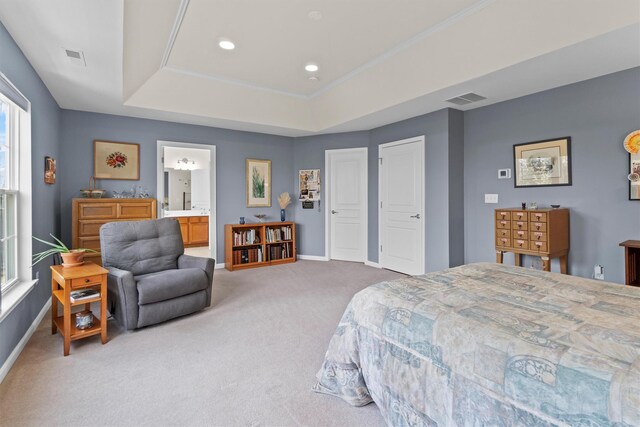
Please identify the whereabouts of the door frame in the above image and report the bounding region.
[378,135,425,275]
[156,140,217,263]
[324,147,368,262]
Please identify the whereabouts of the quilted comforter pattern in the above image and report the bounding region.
[314,263,640,426]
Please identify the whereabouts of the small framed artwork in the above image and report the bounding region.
[629,152,640,200]
[94,140,140,180]
[513,137,572,188]
[246,158,271,207]
[44,156,56,184]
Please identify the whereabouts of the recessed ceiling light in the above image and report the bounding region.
[305,63,319,72]
[308,76,320,81]
[218,39,235,50]
[308,11,322,21]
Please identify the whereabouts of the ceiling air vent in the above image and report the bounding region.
[445,92,486,106]
[63,48,86,66]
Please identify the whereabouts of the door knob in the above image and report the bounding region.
[331,210,339,214]
[410,214,421,219]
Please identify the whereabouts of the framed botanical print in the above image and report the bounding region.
[94,140,140,180]
[513,137,572,188]
[629,152,640,200]
[246,158,271,207]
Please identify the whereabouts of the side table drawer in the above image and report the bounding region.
[71,274,104,289]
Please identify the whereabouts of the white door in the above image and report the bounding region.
[379,137,424,275]
[327,148,367,262]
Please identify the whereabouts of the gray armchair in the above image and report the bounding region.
[100,218,214,330]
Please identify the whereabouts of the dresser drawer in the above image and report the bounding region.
[529,212,547,222]
[512,221,528,231]
[496,237,511,248]
[530,222,547,232]
[117,202,154,219]
[495,210,511,221]
[530,231,547,242]
[78,236,101,250]
[496,220,511,229]
[511,211,527,222]
[530,241,548,252]
[496,229,511,239]
[77,203,117,219]
[513,239,529,250]
[513,229,527,240]
[71,274,104,289]
[77,220,110,237]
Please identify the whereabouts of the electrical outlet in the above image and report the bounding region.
[594,264,605,280]
[484,194,499,204]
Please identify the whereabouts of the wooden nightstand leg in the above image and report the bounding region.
[514,254,522,267]
[496,251,504,264]
[63,285,71,356]
[541,256,551,272]
[100,278,107,344]
[560,255,568,274]
[51,277,57,335]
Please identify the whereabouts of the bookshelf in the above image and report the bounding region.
[224,221,296,271]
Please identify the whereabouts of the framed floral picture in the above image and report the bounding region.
[513,137,572,188]
[94,140,140,180]
[246,158,271,207]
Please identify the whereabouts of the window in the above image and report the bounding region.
[0,73,32,317]
[0,93,19,293]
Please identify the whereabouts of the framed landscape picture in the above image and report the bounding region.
[629,152,640,200]
[513,137,572,188]
[246,158,271,207]
[44,156,56,184]
[94,140,140,180]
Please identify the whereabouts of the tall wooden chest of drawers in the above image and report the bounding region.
[495,208,569,273]
[72,198,157,265]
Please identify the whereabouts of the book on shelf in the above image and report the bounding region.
[233,246,263,265]
[268,242,292,260]
[70,289,100,303]
[265,226,292,243]
[233,229,260,246]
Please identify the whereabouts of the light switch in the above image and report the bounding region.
[484,194,499,204]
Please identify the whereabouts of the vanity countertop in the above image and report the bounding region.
[163,210,209,218]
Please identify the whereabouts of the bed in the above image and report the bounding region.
[314,263,640,426]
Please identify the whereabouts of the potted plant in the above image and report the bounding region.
[32,234,97,268]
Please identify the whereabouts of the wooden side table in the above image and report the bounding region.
[619,240,640,286]
[50,262,108,356]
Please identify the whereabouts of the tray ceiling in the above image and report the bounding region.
[1,0,639,136]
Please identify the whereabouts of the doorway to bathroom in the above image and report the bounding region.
[156,141,217,263]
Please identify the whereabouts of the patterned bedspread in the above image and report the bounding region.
[314,263,640,426]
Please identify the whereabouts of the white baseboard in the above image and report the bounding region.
[364,260,382,269]
[297,255,329,261]
[0,299,49,384]
[215,263,225,269]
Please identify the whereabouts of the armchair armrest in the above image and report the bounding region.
[106,267,138,330]
[178,254,215,307]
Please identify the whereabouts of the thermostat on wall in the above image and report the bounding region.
[498,168,511,179]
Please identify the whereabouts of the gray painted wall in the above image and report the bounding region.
[464,67,640,284]
[59,110,295,261]
[0,22,61,367]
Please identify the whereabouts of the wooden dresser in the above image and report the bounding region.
[72,198,157,265]
[495,208,569,273]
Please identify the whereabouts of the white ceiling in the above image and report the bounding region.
[0,0,639,137]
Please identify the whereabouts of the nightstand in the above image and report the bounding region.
[50,262,108,356]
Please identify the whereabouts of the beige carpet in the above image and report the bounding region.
[0,260,403,427]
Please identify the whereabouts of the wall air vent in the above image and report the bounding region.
[445,92,486,106]
[63,48,86,66]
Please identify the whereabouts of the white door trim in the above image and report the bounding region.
[324,147,368,262]
[378,135,425,275]
[156,140,217,263]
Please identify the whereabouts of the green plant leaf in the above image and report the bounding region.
[49,234,69,251]
[32,236,65,250]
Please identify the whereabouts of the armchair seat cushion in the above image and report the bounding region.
[135,268,208,305]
